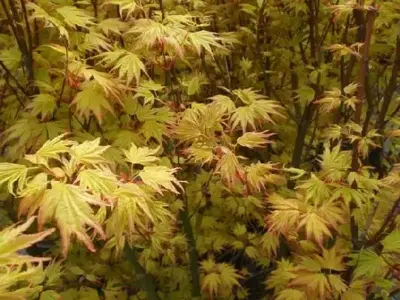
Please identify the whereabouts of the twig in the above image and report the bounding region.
[58,45,69,107]
[0,60,29,98]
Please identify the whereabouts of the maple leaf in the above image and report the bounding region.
[200,257,242,298]
[71,81,115,123]
[24,134,73,167]
[26,3,70,42]
[381,231,400,252]
[77,167,119,197]
[106,183,171,250]
[56,6,94,30]
[290,272,330,297]
[18,173,48,218]
[349,250,386,278]
[267,194,302,234]
[70,138,110,166]
[237,131,275,149]
[318,145,351,182]
[215,148,243,187]
[103,0,141,18]
[276,289,305,300]
[0,161,28,196]
[184,144,215,166]
[106,50,147,85]
[123,143,160,166]
[246,162,282,191]
[187,30,225,57]
[0,216,54,264]
[231,106,257,132]
[342,279,367,300]
[97,18,128,36]
[139,166,182,194]
[296,174,331,205]
[27,94,57,121]
[297,212,332,245]
[266,259,297,290]
[209,95,236,114]
[251,100,285,124]
[38,181,106,256]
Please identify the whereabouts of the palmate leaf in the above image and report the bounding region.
[56,6,94,30]
[246,162,281,191]
[83,32,112,52]
[318,145,351,182]
[0,163,28,195]
[77,167,119,197]
[70,138,110,166]
[266,194,302,234]
[0,218,54,300]
[98,50,147,85]
[185,144,215,166]
[296,174,331,205]
[232,88,266,105]
[342,280,367,300]
[103,0,141,18]
[38,181,106,256]
[18,173,48,218]
[290,272,330,297]
[200,257,242,297]
[348,250,386,278]
[231,106,257,132]
[71,81,115,123]
[139,166,182,194]
[186,30,225,57]
[96,19,128,36]
[106,183,171,251]
[237,131,274,149]
[250,100,285,124]
[26,3,69,42]
[25,134,73,167]
[381,231,400,252]
[297,212,332,245]
[27,94,57,121]
[0,216,54,264]
[215,149,243,187]
[210,95,236,114]
[123,143,160,166]
[80,67,123,99]
[276,289,305,300]
[266,259,297,290]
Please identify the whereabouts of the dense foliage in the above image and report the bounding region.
[0,0,399,299]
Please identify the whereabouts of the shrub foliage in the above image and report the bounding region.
[0,0,399,299]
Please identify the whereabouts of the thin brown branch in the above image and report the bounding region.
[0,60,29,98]
[365,197,400,247]
[376,36,400,132]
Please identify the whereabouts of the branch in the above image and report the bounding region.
[351,6,376,171]
[349,5,377,251]
[0,60,29,99]
[376,36,400,131]
[180,200,201,298]
[124,246,161,300]
[58,45,69,107]
[365,197,400,247]
[19,0,33,54]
